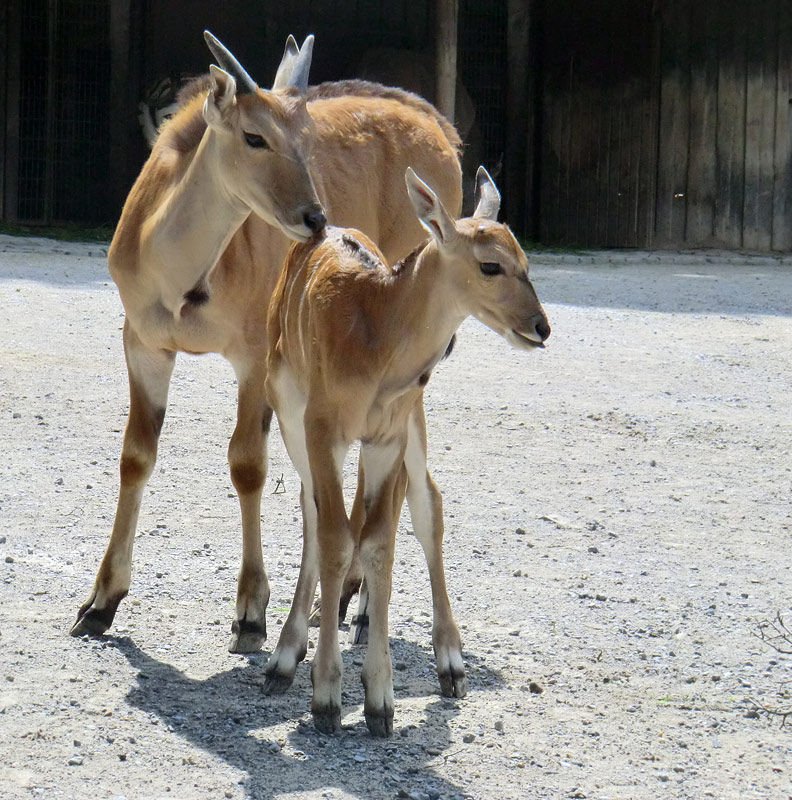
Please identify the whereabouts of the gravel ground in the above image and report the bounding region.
[1,233,791,800]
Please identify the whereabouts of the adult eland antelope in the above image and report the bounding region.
[70,32,462,652]
[263,167,550,735]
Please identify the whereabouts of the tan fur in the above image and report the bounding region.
[72,71,462,651]
[263,182,549,734]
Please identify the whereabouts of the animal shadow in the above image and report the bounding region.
[110,635,503,800]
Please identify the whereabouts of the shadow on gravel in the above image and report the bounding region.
[110,636,504,800]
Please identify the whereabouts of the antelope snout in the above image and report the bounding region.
[303,206,327,235]
[533,314,551,342]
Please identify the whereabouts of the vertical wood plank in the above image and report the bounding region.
[435,0,458,123]
[743,0,777,250]
[772,0,792,250]
[685,1,718,244]
[714,3,746,248]
[109,0,132,219]
[4,0,21,221]
[505,0,533,234]
[655,0,690,246]
[0,1,7,219]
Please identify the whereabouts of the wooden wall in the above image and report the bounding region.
[656,0,792,250]
[538,0,792,251]
[538,0,658,248]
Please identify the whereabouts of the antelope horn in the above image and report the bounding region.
[284,35,315,94]
[203,31,257,95]
[271,35,300,91]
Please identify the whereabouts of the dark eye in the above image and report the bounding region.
[244,131,270,149]
[480,262,502,276]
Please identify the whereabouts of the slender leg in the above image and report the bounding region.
[71,321,175,636]
[350,462,407,645]
[307,421,353,734]
[227,360,271,652]
[264,484,318,693]
[357,439,405,737]
[404,406,467,698]
[308,463,365,630]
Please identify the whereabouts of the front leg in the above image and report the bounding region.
[227,361,272,653]
[307,421,353,734]
[358,440,406,736]
[71,321,175,637]
[404,406,466,698]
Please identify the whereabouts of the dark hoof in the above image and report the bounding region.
[263,670,295,696]
[439,671,468,699]
[364,709,394,737]
[70,596,120,638]
[312,705,342,734]
[350,614,369,645]
[229,618,266,653]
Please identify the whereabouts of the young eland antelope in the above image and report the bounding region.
[264,166,550,736]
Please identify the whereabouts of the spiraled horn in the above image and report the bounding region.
[203,31,257,95]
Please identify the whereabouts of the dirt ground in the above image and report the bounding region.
[1,233,791,800]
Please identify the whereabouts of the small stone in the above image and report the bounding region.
[353,753,366,762]
[595,594,607,601]
[587,546,599,554]
[529,681,543,694]
[67,757,83,766]
[5,556,14,564]
[73,739,81,747]
[12,412,21,419]
[462,733,475,743]
[515,527,526,535]
[494,720,504,732]
[118,753,127,762]
[513,569,522,577]
[55,478,64,485]
[650,459,657,467]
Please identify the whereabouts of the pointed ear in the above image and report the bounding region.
[473,165,501,221]
[405,167,458,246]
[203,65,237,128]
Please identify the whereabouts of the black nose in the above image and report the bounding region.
[304,208,327,234]
[535,317,551,341]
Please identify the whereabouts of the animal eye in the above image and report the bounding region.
[244,131,270,149]
[480,262,502,276]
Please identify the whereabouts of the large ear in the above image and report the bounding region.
[203,31,257,95]
[405,167,458,246]
[473,165,501,221]
[203,65,237,127]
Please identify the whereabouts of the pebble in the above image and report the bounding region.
[462,733,476,743]
[67,757,83,766]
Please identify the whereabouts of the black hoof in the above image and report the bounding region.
[439,671,468,699]
[312,705,342,734]
[70,595,122,638]
[263,670,295,696]
[350,614,369,645]
[229,618,266,653]
[365,709,394,737]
